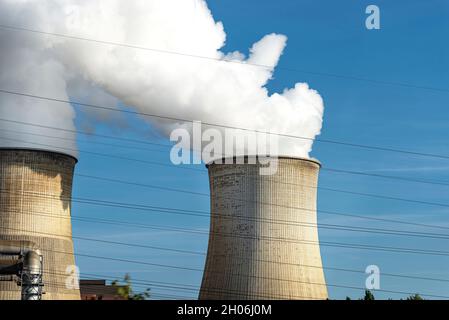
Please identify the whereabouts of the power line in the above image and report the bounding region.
[4,205,449,262]
[0,24,448,93]
[59,255,449,300]
[0,135,204,172]
[1,88,449,160]
[72,172,449,230]
[3,216,449,297]
[75,170,449,210]
[3,183,449,243]
[4,256,445,300]
[73,267,449,293]
[64,224,449,257]
[1,134,449,211]
[47,234,449,284]
[0,172,449,239]
[34,198,449,241]
[28,272,322,300]
[36,271,437,300]
[74,274,449,300]
[322,167,449,187]
[1,122,448,188]
[0,138,444,284]
[43,276,196,300]
[34,272,324,300]
[76,172,449,209]
[0,127,168,154]
[79,256,449,288]
[4,199,449,272]
[7,245,449,300]
[0,117,172,148]
[3,212,449,259]
[6,147,449,234]
[8,254,445,300]
[72,208,449,241]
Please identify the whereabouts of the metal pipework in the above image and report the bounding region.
[0,240,43,300]
[0,259,20,275]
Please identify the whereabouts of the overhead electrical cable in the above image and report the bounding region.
[0,24,448,93]
[1,89,449,160]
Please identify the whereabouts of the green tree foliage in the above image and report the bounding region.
[363,290,375,300]
[406,294,424,300]
[111,273,151,300]
[344,290,425,300]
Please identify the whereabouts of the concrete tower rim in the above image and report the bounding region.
[0,147,78,163]
[205,155,321,168]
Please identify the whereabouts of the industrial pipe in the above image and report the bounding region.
[0,240,43,300]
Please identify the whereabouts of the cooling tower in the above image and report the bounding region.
[0,149,80,300]
[199,156,328,300]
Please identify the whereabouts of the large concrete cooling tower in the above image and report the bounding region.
[0,149,80,299]
[199,156,327,300]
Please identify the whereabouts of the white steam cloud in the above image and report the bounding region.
[0,0,324,159]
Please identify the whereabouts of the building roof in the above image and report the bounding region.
[80,279,126,300]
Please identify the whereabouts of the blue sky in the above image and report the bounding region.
[70,0,449,299]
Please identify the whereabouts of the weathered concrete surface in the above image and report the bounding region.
[199,157,328,300]
[0,149,80,300]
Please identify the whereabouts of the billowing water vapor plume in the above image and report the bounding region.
[0,0,324,159]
